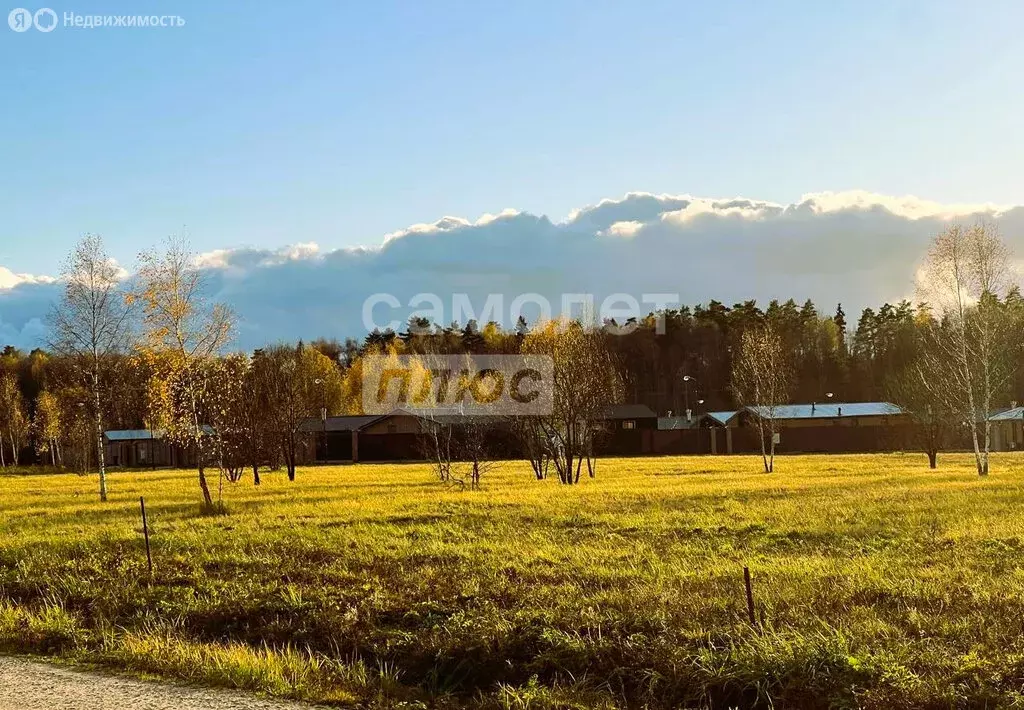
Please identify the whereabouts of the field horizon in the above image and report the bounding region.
[2,453,1024,708]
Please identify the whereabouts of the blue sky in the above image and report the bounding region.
[1,0,1023,276]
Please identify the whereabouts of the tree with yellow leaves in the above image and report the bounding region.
[33,390,63,466]
[0,372,28,467]
[136,237,234,509]
[521,319,623,485]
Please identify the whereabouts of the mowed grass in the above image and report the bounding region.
[3,454,1024,708]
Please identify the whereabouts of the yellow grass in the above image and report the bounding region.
[2,452,1024,708]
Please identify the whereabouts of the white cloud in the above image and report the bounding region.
[794,190,1010,220]
[2,190,1023,350]
[0,267,55,290]
[600,221,645,238]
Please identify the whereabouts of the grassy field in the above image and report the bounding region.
[3,453,1024,708]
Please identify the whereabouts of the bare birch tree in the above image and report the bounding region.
[136,237,234,508]
[521,319,622,485]
[887,345,957,469]
[48,235,134,500]
[732,323,792,473]
[916,222,1018,476]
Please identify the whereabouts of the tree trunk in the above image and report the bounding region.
[196,433,213,507]
[969,422,985,476]
[92,369,108,501]
[758,421,771,473]
[928,450,938,469]
[286,433,296,481]
[9,431,18,466]
[253,463,261,486]
[186,370,213,507]
[981,419,992,476]
[198,465,213,505]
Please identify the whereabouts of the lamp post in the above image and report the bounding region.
[314,378,326,463]
[682,375,696,422]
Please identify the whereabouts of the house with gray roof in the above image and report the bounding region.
[989,406,1024,451]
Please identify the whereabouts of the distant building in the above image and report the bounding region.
[299,409,510,463]
[598,404,658,431]
[103,428,212,468]
[744,402,905,427]
[705,411,741,428]
[104,430,177,468]
[297,401,916,463]
[595,404,658,455]
[990,406,1024,452]
[700,402,909,454]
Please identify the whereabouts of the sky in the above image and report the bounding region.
[1,1,1024,348]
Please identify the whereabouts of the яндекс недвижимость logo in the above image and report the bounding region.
[8,7,56,31]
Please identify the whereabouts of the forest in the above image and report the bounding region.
[3,293,1024,465]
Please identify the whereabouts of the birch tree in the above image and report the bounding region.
[521,319,622,485]
[48,235,133,500]
[136,237,234,508]
[916,222,1018,476]
[732,323,792,473]
[887,344,956,470]
[0,373,28,466]
[33,390,63,466]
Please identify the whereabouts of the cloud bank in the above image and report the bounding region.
[2,190,1023,351]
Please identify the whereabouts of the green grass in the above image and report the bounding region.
[3,453,1024,708]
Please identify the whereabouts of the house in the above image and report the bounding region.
[104,430,178,468]
[654,413,719,455]
[301,403,661,463]
[301,409,511,463]
[990,406,1024,452]
[595,404,658,455]
[104,427,215,468]
[744,402,905,427]
[598,404,658,430]
[657,415,703,431]
[298,414,387,463]
[702,402,909,454]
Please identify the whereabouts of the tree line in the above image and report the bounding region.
[0,223,1021,500]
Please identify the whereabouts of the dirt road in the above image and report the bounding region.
[0,657,324,709]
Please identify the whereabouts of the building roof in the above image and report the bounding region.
[991,407,1024,421]
[599,404,657,420]
[403,411,507,426]
[104,429,163,441]
[746,402,904,420]
[301,408,509,433]
[706,411,740,426]
[299,415,386,433]
[105,426,214,440]
[658,416,702,430]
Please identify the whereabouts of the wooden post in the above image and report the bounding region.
[140,496,153,575]
[743,566,756,626]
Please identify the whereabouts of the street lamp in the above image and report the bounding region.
[682,375,697,422]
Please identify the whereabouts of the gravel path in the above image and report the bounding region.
[0,657,326,710]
